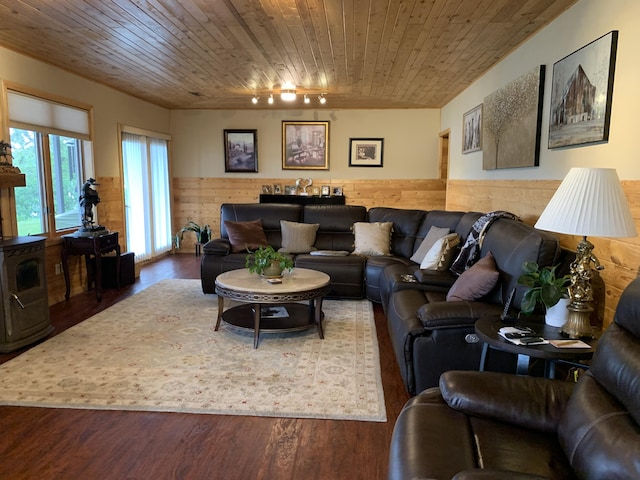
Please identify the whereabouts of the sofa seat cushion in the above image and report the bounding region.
[294,254,365,299]
[224,219,269,253]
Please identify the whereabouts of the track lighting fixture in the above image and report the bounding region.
[304,94,310,104]
[318,94,326,104]
[268,94,274,105]
[249,90,327,105]
[251,96,259,104]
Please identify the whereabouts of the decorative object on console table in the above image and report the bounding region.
[259,194,345,205]
[548,31,618,149]
[535,168,637,338]
[224,129,258,173]
[77,178,108,237]
[295,177,313,195]
[349,138,384,167]
[282,121,329,170]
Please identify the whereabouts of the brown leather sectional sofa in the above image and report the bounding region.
[200,202,560,394]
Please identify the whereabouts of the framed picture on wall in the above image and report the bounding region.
[349,138,384,167]
[224,129,258,172]
[548,31,619,149]
[462,105,482,154]
[282,121,329,170]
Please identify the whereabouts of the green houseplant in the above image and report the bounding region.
[174,221,212,248]
[517,261,571,315]
[245,245,294,277]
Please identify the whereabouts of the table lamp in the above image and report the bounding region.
[535,168,637,338]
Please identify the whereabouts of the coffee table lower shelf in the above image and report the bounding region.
[220,302,324,348]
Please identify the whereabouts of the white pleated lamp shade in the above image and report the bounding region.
[535,168,637,238]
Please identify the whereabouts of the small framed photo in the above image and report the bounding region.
[273,184,282,194]
[332,186,343,196]
[349,138,384,167]
[261,185,272,194]
[282,121,330,170]
[311,186,320,196]
[224,129,258,172]
[462,105,482,154]
[321,185,330,196]
[284,185,297,195]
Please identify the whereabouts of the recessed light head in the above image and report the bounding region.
[268,94,274,105]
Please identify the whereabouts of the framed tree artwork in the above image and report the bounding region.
[482,65,545,170]
[282,121,329,170]
[224,129,258,172]
[548,31,619,149]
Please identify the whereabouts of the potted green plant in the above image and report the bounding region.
[174,221,212,248]
[245,245,294,278]
[518,261,571,326]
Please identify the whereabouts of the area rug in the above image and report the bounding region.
[0,279,386,422]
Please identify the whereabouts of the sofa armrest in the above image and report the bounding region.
[416,301,503,329]
[202,238,231,255]
[440,371,574,433]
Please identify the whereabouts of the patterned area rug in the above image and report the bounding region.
[0,279,386,422]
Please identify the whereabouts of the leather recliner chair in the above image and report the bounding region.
[388,276,640,479]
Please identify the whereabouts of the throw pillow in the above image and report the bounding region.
[279,220,319,254]
[224,219,269,253]
[352,222,393,256]
[419,233,459,270]
[446,252,499,302]
[410,226,450,264]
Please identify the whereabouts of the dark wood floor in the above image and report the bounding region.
[0,254,410,480]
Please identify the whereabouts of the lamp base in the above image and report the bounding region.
[562,301,594,338]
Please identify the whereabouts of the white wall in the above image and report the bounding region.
[0,46,170,178]
[170,108,441,180]
[442,0,640,181]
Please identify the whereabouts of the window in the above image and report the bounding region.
[6,89,93,237]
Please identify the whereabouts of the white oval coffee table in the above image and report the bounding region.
[214,268,331,348]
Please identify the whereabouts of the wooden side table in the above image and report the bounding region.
[62,231,120,302]
[475,316,598,379]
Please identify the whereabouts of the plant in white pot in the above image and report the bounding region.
[517,261,571,327]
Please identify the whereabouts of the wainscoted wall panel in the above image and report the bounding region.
[172,177,447,252]
[447,179,640,328]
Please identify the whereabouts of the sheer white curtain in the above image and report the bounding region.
[122,131,171,262]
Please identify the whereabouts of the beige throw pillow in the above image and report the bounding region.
[352,222,393,256]
[420,233,460,270]
[410,226,451,264]
[279,220,319,254]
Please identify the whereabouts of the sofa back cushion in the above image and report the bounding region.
[367,207,427,258]
[479,218,560,306]
[220,203,303,249]
[303,205,367,251]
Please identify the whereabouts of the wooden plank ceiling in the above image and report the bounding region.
[0,0,578,110]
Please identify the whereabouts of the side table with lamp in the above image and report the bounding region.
[534,168,637,338]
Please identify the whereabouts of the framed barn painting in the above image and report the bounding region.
[548,31,618,149]
[482,65,545,170]
[282,121,329,170]
[224,129,258,172]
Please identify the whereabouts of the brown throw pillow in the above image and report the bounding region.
[446,252,499,302]
[224,219,269,253]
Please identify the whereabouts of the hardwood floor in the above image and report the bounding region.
[0,254,410,479]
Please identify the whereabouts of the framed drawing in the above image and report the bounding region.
[321,185,330,196]
[482,65,545,170]
[224,129,258,172]
[548,31,619,149]
[462,105,482,153]
[349,138,384,167]
[282,121,329,170]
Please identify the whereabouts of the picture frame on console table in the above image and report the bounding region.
[282,121,329,170]
[349,138,384,167]
[548,31,618,149]
[224,129,258,172]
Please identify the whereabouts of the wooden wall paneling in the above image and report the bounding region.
[446,179,640,328]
